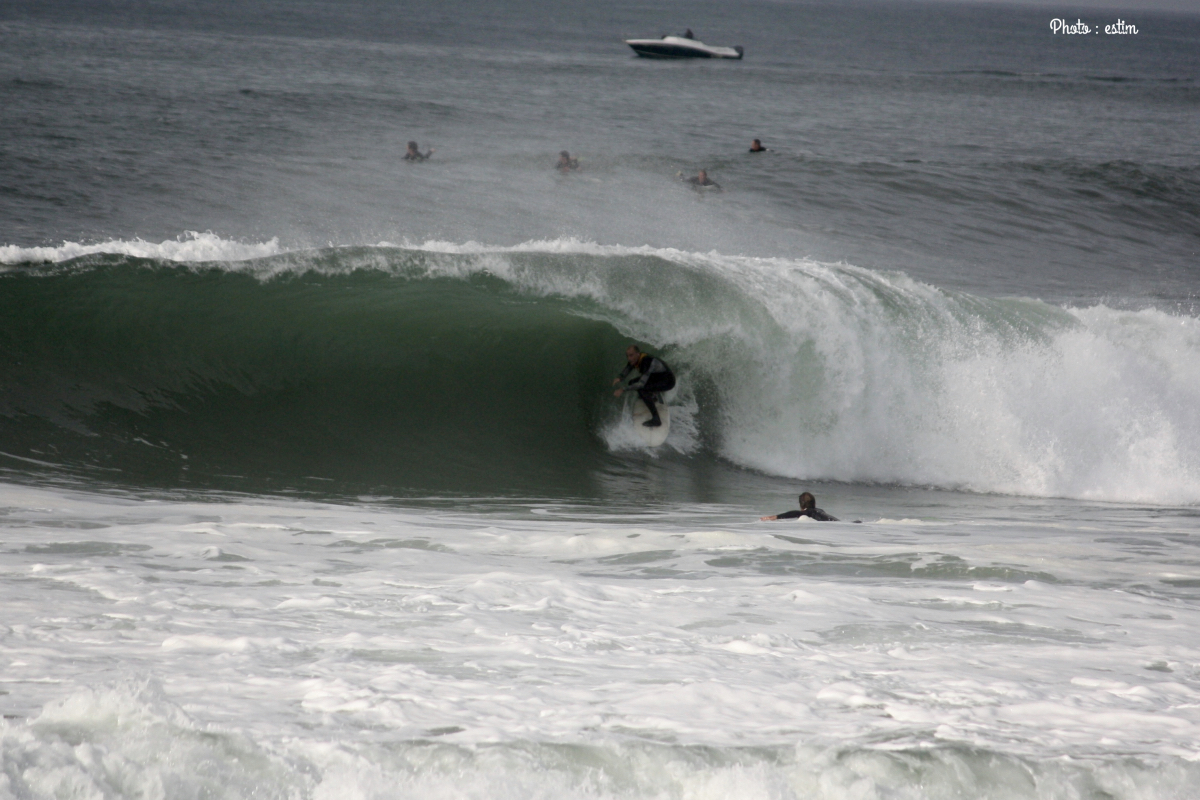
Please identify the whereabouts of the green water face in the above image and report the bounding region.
[0,259,649,496]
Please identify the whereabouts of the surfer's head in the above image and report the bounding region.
[626,345,641,366]
[407,141,419,151]
[799,492,816,511]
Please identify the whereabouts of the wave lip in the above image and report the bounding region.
[0,231,283,266]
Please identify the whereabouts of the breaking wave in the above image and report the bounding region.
[1,237,1197,503]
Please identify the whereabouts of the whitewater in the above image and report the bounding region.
[2,479,1199,799]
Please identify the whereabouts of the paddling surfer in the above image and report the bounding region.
[681,169,721,191]
[760,492,839,521]
[613,345,676,427]
[556,150,580,172]
[404,141,434,161]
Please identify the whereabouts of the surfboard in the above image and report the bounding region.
[631,398,670,446]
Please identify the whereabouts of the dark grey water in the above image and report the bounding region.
[3,0,1198,303]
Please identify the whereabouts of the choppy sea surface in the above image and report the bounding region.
[2,1,1199,797]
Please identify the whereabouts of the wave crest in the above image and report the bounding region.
[0,231,282,266]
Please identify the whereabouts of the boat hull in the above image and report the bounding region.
[625,37,743,60]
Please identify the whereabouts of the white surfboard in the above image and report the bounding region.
[631,398,670,446]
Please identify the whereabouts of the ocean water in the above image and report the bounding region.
[2,1,1199,798]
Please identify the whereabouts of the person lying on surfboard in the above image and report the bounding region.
[760,492,839,521]
[680,169,721,191]
[403,140,434,161]
[612,345,675,427]
[556,150,581,172]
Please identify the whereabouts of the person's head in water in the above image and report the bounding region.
[626,345,641,366]
[698,169,708,182]
[407,141,420,154]
[750,139,765,152]
[799,492,816,511]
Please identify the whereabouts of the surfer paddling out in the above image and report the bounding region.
[613,345,675,434]
[403,140,434,161]
[760,492,839,521]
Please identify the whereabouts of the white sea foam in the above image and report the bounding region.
[0,230,283,265]
[1,482,1199,799]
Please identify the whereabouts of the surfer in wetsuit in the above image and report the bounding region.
[760,492,839,521]
[749,139,768,152]
[556,150,580,172]
[613,345,675,427]
[404,141,434,161]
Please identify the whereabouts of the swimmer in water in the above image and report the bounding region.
[403,141,434,161]
[749,138,768,152]
[556,150,580,172]
[760,492,839,521]
[681,169,721,191]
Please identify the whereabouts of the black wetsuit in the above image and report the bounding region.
[618,354,676,424]
[775,507,838,521]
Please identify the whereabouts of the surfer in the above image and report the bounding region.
[556,150,580,172]
[749,139,768,152]
[760,492,839,521]
[681,169,721,191]
[404,141,434,161]
[613,345,676,427]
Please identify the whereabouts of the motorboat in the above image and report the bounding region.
[625,35,743,60]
